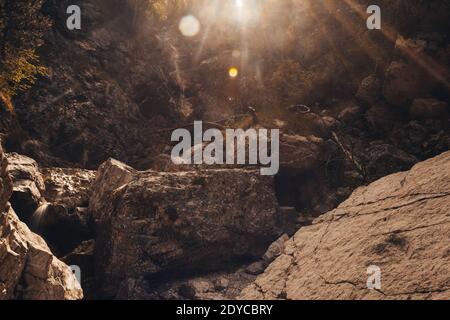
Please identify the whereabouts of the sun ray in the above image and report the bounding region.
[342,0,450,89]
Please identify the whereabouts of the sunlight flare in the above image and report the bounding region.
[229,67,239,78]
[179,15,201,37]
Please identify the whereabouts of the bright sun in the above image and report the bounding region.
[229,67,239,78]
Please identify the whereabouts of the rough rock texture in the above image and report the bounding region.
[361,142,418,180]
[0,208,84,300]
[88,158,136,219]
[42,167,96,209]
[275,134,339,216]
[12,0,182,170]
[240,151,450,300]
[6,153,45,223]
[6,154,45,192]
[0,145,83,300]
[89,159,281,298]
[4,157,95,256]
[0,145,12,214]
[39,167,96,255]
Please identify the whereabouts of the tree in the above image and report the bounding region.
[0,0,51,110]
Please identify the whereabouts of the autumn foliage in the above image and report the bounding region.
[0,0,50,109]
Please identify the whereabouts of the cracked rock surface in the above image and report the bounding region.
[0,144,83,300]
[239,151,450,300]
[89,159,282,298]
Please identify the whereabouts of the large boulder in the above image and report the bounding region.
[0,207,84,300]
[89,159,281,297]
[240,151,450,300]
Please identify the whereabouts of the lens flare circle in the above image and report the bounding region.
[229,67,239,78]
[179,15,201,37]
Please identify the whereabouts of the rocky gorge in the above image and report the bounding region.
[1,125,449,300]
[0,0,449,300]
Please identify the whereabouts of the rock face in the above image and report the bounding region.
[0,207,84,300]
[0,145,12,214]
[6,153,45,223]
[37,168,96,255]
[3,156,95,256]
[11,0,182,170]
[42,167,96,210]
[362,142,418,180]
[0,144,83,300]
[240,151,450,300]
[89,159,281,298]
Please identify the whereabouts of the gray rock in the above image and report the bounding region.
[4,156,95,255]
[240,151,450,300]
[245,261,268,276]
[41,167,96,209]
[0,146,83,300]
[263,234,289,264]
[5,153,45,192]
[0,144,12,213]
[6,153,45,223]
[89,159,281,297]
